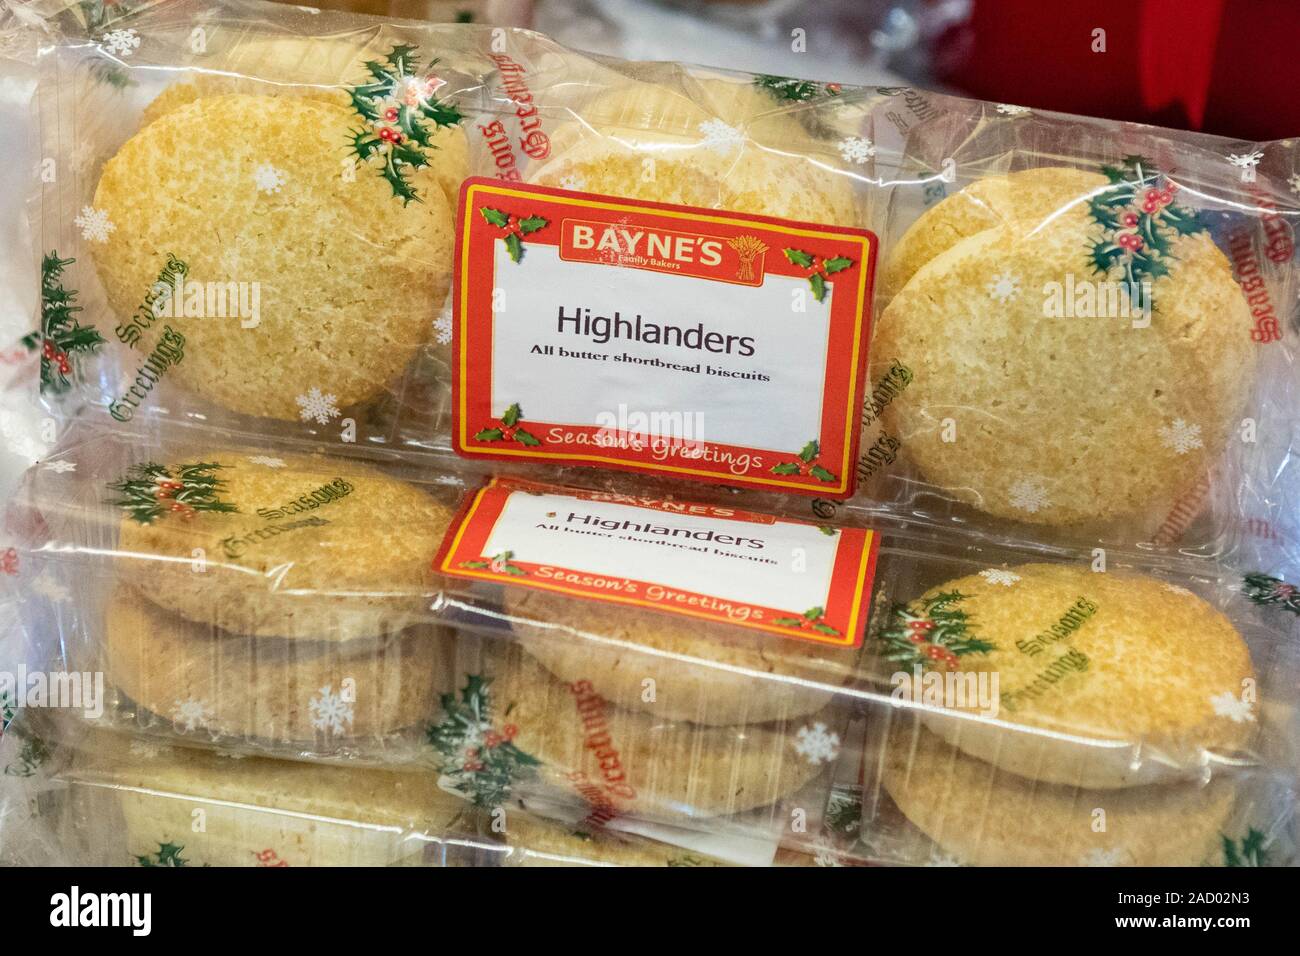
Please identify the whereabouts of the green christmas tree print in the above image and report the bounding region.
[428,675,541,807]
[136,842,191,867]
[4,735,50,778]
[25,253,104,395]
[753,74,842,102]
[1087,156,1206,312]
[877,591,995,670]
[1242,572,1300,616]
[347,45,463,205]
[108,461,238,524]
[771,440,838,482]
[1222,828,1269,867]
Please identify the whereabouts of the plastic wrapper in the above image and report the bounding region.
[3,0,1294,562]
[2,0,1299,867]
[2,419,1297,865]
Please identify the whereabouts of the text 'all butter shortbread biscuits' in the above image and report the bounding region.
[871,165,1254,526]
[881,725,1236,867]
[104,591,444,745]
[110,453,456,641]
[873,563,1256,788]
[92,92,455,421]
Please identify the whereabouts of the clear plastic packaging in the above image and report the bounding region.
[2,0,1298,867]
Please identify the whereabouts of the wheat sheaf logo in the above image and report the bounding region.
[727,234,769,282]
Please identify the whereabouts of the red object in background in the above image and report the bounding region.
[932,0,1298,140]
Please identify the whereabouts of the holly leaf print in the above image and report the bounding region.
[810,465,838,482]
[771,463,801,475]
[823,256,853,275]
[803,606,826,620]
[474,427,504,441]
[504,233,524,263]
[513,427,541,446]
[773,616,803,627]
[517,215,548,235]
[480,207,510,228]
[798,441,820,463]
[783,248,814,268]
[502,403,522,427]
[810,273,827,302]
[459,560,491,569]
[812,623,841,636]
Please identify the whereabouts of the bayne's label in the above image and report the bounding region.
[434,478,881,647]
[451,178,877,497]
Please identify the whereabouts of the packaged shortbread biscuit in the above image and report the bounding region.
[7,422,1300,863]
[13,0,1299,551]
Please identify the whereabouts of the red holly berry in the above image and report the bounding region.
[41,340,55,359]
[484,731,502,748]
[925,645,946,660]
[500,425,517,441]
[378,126,402,144]
[908,633,927,644]
[464,759,483,772]
[1117,233,1144,251]
[383,107,399,123]
[1121,212,1138,227]
[169,502,186,512]
[797,460,813,476]
[156,488,173,499]
[908,619,935,631]
[465,746,479,758]
[503,724,518,740]
[826,83,842,93]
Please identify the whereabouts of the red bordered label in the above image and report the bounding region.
[451,178,877,497]
[434,478,881,647]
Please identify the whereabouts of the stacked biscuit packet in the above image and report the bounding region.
[0,0,1297,868]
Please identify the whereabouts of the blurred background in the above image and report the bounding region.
[301,0,1299,141]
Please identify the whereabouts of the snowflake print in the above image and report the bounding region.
[74,206,115,243]
[295,387,340,424]
[434,305,453,346]
[811,836,844,867]
[171,698,213,732]
[1290,173,1300,196]
[1209,691,1255,724]
[987,270,1020,302]
[42,460,76,473]
[29,576,70,603]
[838,136,877,164]
[1008,476,1051,514]
[101,28,141,57]
[253,163,287,194]
[794,722,841,765]
[247,456,285,468]
[995,103,1031,116]
[697,118,744,153]
[309,684,354,736]
[1158,418,1203,455]
[1081,846,1129,866]
[979,569,1021,587]
[1227,150,1263,169]
[558,173,587,192]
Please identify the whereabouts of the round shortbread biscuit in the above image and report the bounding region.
[528,80,862,228]
[140,36,469,210]
[430,643,833,820]
[878,167,1108,304]
[110,452,455,641]
[93,93,454,421]
[504,588,857,725]
[872,563,1256,788]
[881,725,1236,866]
[871,180,1254,526]
[75,731,463,867]
[105,591,442,745]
